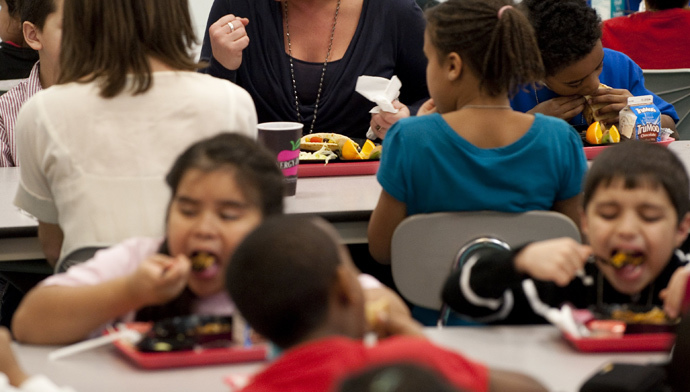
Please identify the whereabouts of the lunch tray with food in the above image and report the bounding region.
[112,315,267,369]
[299,133,381,177]
[562,305,677,353]
[580,132,674,160]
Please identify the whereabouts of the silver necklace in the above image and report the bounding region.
[463,105,512,110]
[283,0,341,134]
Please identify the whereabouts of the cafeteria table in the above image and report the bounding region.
[0,167,381,262]
[9,325,668,392]
[5,139,690,263]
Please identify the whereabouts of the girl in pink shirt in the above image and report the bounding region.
[12,133,285,344]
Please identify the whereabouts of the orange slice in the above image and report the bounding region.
[341,139,364,160]
[586,121,604,145]
[360,140,376,158]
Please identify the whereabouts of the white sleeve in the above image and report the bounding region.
[13,94,59,224]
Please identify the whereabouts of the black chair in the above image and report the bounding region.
[55,246,105,274]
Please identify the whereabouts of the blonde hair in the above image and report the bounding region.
[58,0,198,98]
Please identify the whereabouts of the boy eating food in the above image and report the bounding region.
[511,0,679,138]
[443,141,690,323]
[226,215,547,392]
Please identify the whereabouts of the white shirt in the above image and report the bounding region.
[13,71,257,262]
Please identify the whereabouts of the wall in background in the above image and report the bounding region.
[189,0,215,59]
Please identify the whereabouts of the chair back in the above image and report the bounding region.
[55,246,105,273]
[391,210,581,313]
[642,69,690,140]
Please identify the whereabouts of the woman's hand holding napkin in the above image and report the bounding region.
[356,75,409,140]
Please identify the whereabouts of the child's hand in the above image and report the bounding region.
[364,287,423,338]
[586,87,633,126]
[530,95,585,122]
[127,254,191,307]
[370,100,410,139]
[0,327,29,387]
[417,98,437,116]
[659,266,690,319]
[514,238,592,287]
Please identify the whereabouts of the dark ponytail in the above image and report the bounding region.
[425,0,544,97]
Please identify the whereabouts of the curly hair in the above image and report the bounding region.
[519,0,601,77]
[646,0,689,10]
[425,0,544,97]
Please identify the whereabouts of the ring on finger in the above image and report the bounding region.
[228,21,236,32]
[375,125,382,131]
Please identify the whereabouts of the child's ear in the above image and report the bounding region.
[446,52,462,81]
[22,21,42,51]
[674,212,690,248]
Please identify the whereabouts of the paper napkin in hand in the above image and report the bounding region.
[356,75,402,139]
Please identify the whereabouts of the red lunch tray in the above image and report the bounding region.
[584,138,674,160]
[298,160,379,177]
[563,331,675,353]
[112,323,268,369]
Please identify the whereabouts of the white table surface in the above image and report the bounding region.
[425,326,668,392]
[10,326,668,392]
[0,167,381,262]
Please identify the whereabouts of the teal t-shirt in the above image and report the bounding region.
[377,113,587,216]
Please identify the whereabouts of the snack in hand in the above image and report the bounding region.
[583,83,614,125]
[191,252,215,272]
[365,297,390,328]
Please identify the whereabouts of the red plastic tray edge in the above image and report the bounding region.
[562,331,675,353]
[298,160,379,177]
[585,138,674,160]
[111,323,268,369]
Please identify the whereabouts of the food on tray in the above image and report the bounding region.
[608,251,644,269]
[365,297,390,328]
[610,307,670,325]
[300,133,381,161]
[583,83,614,125]
[300,133,356,152]
[191,252,215,272]
[136,315,233,352]
[299,145,339,163]
[586,121,620,145]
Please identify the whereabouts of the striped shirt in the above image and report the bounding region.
[0,62,42,167]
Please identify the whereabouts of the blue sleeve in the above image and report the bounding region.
[377,123,409,203]
[393,0,428,114]
[603,49,679,122]
[199,0,238,82]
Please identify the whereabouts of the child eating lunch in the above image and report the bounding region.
[442,141,690,324]
[226,215,548,392]
[511,0,679,137]
[368,0,587,266]
[11,133,284,344]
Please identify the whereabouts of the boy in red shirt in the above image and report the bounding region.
[226,215,546,392]
[602,0,690,69]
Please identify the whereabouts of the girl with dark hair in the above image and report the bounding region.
[12,134,285,345]
[369,0,587,269]
[13,0,258,267]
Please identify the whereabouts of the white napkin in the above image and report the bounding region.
[355,75,402,139]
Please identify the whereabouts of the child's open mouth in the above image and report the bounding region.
[608,250,645,281]
[190,251,220,279]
